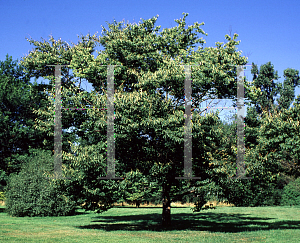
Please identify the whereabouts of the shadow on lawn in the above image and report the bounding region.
[113,206,167,209]
[75,211,300,232]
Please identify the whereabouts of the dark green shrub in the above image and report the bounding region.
[5,149,76,217]
[191,191,209,212]
[221,177,280,207]
[262,187,284,206]
[281,177,300,206]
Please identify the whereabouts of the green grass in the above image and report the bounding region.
[0,204,300,242]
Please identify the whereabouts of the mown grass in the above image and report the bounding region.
[0,204,300,242]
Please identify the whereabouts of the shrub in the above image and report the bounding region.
[221,177,279,207]
[191,180,215,212]
[191,191,209,212]
[0,191,5,201]
[5,149,77,217]
[120,170,155,207]
[281,177,300,206]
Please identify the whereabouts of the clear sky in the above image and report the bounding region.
[1,0,300,122]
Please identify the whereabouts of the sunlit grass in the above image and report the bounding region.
[0,204,300,242]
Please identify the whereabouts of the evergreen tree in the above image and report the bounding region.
[278,68,300,110]
[0,55,53,177]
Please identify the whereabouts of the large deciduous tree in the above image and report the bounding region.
[20,13,250,226]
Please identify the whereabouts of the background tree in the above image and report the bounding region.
[0,54,86,194]
[237,62,300,206]
[0,55,53,184]
[278,68,300,110]
[249,61,280,114]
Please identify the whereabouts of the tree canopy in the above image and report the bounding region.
[18,13,286,226]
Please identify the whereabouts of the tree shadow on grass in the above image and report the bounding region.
[74,210,90,215]
[114,205,190,209]
[73,207,97,216]
[113,206,167,209]
[75,211,300,232]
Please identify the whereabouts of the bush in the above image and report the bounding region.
[0,191,5,201]
[221,177,281,207]
[191,191,209,212]
[119,170,158,207]
[262,188,284,206]
[5,149,77,217]
[281,177,300,206]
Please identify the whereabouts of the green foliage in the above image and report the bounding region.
[0,191,5,201]
[222,178,280,207]
[190,181,212,212]
[220,118,286,207]
[244,106,261,149]
[5,149,76,217]
[62,141,122,213]
[281,177,300,206]
[20,13,249,225]
[237,62,300,207]
[0,55,54,176]
[278,68,300,110]
[120,169,154,207]
[248,61,280,114]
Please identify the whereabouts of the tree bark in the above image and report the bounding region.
[162,183,171,227]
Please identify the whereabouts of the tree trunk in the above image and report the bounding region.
[162,183,171,227]
[136,201,140,208]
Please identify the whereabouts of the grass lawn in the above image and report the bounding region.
[0,203,300,242]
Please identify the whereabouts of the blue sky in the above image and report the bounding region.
[1,0,300,122]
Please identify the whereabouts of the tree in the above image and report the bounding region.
[0,54,85,195]
[0,55,54,178]
[256,103,300,180]
[20,13,249,226]
[278,68,300,110]
[248,61,281,115]
[242,62,300,205]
